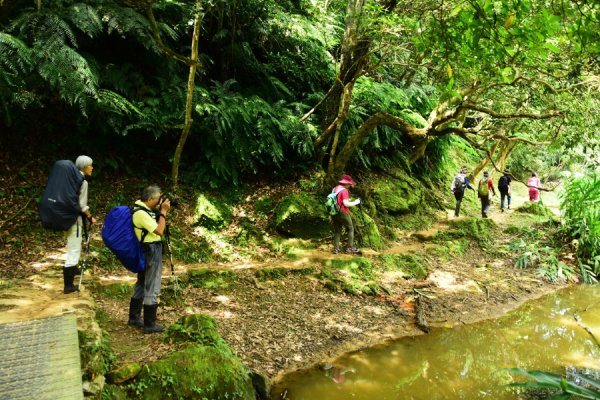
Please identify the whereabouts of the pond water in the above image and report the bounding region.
[272,285,600,399]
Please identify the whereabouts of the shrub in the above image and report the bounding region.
[560,173,600,282]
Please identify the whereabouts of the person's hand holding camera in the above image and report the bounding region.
[160,198,171,215]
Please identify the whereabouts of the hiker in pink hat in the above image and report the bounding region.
[330,175,361,254]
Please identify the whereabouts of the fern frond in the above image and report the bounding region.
[0,33,32,73]
[98,4,157,52]
[65,3,103,39]
[36,39,98,112]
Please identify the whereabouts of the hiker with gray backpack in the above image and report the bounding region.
[450,166,475,217]
[38,156,96,294]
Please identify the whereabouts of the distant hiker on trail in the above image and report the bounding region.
[128,186,171,334]
[497,170,512,212]
[63,156,95,294]
[477,171,496,218]
[527,172,541,202]
[450,166,475,217]
[330,175,361,254]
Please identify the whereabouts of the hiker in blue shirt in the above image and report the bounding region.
[450,166,475,217]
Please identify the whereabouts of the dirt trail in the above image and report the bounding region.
[0,183,565,386]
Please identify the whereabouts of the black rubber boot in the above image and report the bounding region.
[63,267,79,294]
[143,304,164,334]
[128,298,144,328]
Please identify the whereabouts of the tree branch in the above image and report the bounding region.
[146,6,202,67]
[462,103,563,120]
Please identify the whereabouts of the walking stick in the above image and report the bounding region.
[164,224,180,297]
[78,217,92,290]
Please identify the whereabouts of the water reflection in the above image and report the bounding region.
[273,285,600,400]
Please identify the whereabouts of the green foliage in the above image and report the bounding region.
[187,81,317,186]
[505,368,600,399]
[560,174,600,281]
[78,329,117,380]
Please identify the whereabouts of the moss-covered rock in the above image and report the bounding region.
[353,209,383,249]
[274,193,330,238]
[435,218,496,247]
[194,193,233,230]
[106,363,142,384]
[376,253,428,279]
[515,202,555,219]
[134,343,255,400]
[372,177,422,215]
[165,314,221,346]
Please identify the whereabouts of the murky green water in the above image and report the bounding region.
[272,285,600,400]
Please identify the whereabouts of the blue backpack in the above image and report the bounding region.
[102,206,152,273]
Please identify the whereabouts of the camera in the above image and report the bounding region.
[160,194,178,208]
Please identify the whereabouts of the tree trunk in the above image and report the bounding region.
[171,0,202,192]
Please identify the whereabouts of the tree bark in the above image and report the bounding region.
[171,0,202,192]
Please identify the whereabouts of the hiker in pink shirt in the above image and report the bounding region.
[331,175,361,254]
[528,172,541,202]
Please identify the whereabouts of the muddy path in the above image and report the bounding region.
[0,184,566,387]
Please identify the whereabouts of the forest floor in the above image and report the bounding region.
[0,175,567,391]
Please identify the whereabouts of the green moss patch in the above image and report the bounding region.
[435,218,496,247]
[132,343,254,400]
[188,268,236,290]
[515,202,555,219]
[194,193,233,230]
[317,257,385,295]
[96,283,131,300]
[165,314,221,346]
[376,253,429,279]
[372,177,422,215]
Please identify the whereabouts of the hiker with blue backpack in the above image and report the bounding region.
[328,175,361,254]
[450,166,475,217]
[127,186,171,334]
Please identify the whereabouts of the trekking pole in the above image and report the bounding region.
[78,217,92,290]
[164,224,180,297]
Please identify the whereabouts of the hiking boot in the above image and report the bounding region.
[63,267,79,294]
[128,298,144,328]
[345,246,360,254]
[501,208,505,213]
[333,248,341,254]
[143,304,164,334]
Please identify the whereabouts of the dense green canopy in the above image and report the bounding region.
[1,0,598,185]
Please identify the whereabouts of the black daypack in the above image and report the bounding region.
[498,175,509,191]
[38,160,84,230]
